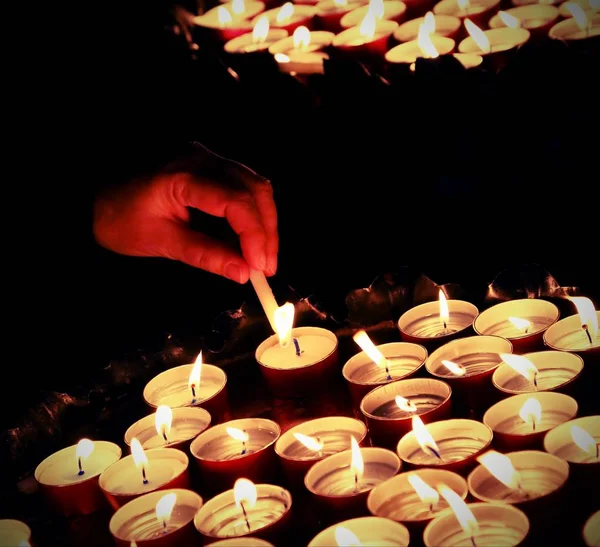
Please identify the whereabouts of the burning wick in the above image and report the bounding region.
[354,470,359,493]
[583,324,593,346]
[142,465,149,485]
[190,383,196,402]
[78,457,84,476]
[428,446,442,460]
[239,501,251,532]
[293,338,302,356]
[241,432,247,455]
[471,537,477,547]
[162,430,169,442]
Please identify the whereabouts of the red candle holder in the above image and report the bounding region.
[433,0,501,28]
[393,14,461,42]
[543,311,600,363]
[251,4,316,34]
[332,20,400,57]
[109,489,203,547]
[315,0,367,32]
[340,1,408,28]
[190,418,280,495]
[255,326,338,398]
[192,1,265,42]
[360,378,452,450]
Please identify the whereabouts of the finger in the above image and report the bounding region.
[157,219,250,283]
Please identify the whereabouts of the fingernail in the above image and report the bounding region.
[267,255,277,276]
[257,250,267,271]
[224,263,243,283]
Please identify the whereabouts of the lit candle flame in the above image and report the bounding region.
[335,526,362,547]
[155,405,173,442]
[438,485,480,539]
[564,2,590,30]
[439,289,450,330]
[359,9,377,40]
[499,353,539,386]
[333,0,348,6]
[518,397,542,430]
[131,438,149,483]
[477,451,523,490]
[253,16,270,43]
[571,425,598,458]
[396,395,418,413]
[232,0,246,15]
[441,360,467,376]
[274,302,295,348]
[408,474,440,507]
[227,427,250,442]
[76,439,94,475]
[369,0,385,19]
[457,0,470,9]
[293,25,311,48]
[417,22,440,58]
[156,493,177,530]
[423,11,436,33]
[498,10,521,27]
[293,432,324,452]
[464,18,491,53]
[568,296,599,342]
[412,416,441,460]
[508,316,532,334]
[353,330,392,378]
[218,6,233,26]
[276,2,295,23]
[189,352,202,401]
[234,478,258,532]
[274,52,291,62]
[350,436,364,490]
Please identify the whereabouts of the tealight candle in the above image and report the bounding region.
[473,298,559,353]
[124,406,212,451]
[492,351,584,396]
[433,0,501,27]
[315,0,367,32]
[468,450,569,511]
[543,415,600,466]
[584,510,600,547]
[483,392,578,451]
[385,33,456,64]
[488,6,560,39]
[0,520,32,546]
[210,538,274,546]
[367,469,468,533]
[397,290,479,350]
[251,2,316,33]
[109,489,203,547]
[423,499,530,547]
[394,12,461,41]
[343,332,428,407]
[549,7,600,40]
[308,516,411,546]
[194,479,292,543]
[332,12,399,55]
[425,335,512,413]
[274,416,368,490]
[397,417,493,475]
[451,52,483,67]
[340,0,408,28]
[360,378,452,449]
[35,439,121,516]
[100,443,190,510]
[190,418,280,493]
[224,16,289,54]
[143,352,229,422]
[559,0,600,17]
[304,441,401,520]
[269,27,334,75]
[193,0,264,42]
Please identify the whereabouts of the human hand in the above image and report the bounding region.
[93,143,277,283]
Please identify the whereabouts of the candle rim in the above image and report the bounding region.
[583,510,600,547]
[543,310,600,352]
[488,4,559,28]
[0,520,32,542]
[210,538,275,547]
[268,30,336,54]
[549,14,600,40]
[308,516,410,546]
[339,0,408,28]
[250,3,316,26]
[224,28,291,53]
[397,299,479,339]
[393,14,462,42]
[433,0,501,16]
[385,35,456,63]
[331,19,400,47]
[315,0,366,16]
[543,415,600,465]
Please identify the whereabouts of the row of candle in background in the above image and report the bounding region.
[6,270,600,545]
[191,0,600,74]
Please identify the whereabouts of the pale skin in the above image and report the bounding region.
[93,144,278,283]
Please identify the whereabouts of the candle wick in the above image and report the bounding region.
[240,501,251,532]
[443,320,447,330]
[531,417,536,431]
[385,362,392,381]
[583,324,593,346]
[354,471,359,493]
[78,456,84,476]
[428,446,443,461]
[162,519,167,533]
[471,536,477,547]
[596,443,599,459]
[241,440,247,456]
[516,483,530,499]
[142,465,149,485]
[293,338,302,356]
[162,429,169,443]
[191,383,196,404]
[533,372,538,389]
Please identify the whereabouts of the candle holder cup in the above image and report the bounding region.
[332,20,399,58]
[0,520,32,547]
[433,0,502,29]
[315,0,367,32]
[393,14,462,42]
[488,5,560,40]
[308,516,410,546]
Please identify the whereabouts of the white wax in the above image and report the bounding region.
[260,335,336,369]
[0,520,31,546]
[36,442,121,486]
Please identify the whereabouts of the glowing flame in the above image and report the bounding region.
[508,316,532,333]
[564,2,590,29]
[189,352,202,393]
[359,9,377,40]
[438,485,480,538]
[293,25,311,48]
[418,22,440,58]
[253,16,270,42]
[274,52,290,62]
[274,302,295,347]
[423,11,436,33]
[335,527,362,547]
[276,2,295,23]
[156,493,177,528]
[234,478,258,510]
[439,289,449,327]
[293,432,324,452]
[396,395,418,413]
[350,436,364,481]
[76,439,94,461]
[369,0,385,19]
[441,360,467,376]
[464,18,491,53]
[412,416,441,458]
[519,397,542,428]
[131,438,149,469]
[353,330,391,371]
[499,353,539,383]
[232,0,245,15]
[155,405,173,440]
[457,0,470,10]
[408,474,440,505]
[571,425,597,457]
[218,6,233,25]
[499,10,521,27]
[477,451,523,490]
[227,427,250,442]
[568,297,598,340]
[333,0,348,6]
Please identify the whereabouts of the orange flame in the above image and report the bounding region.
[293,26,311,48]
